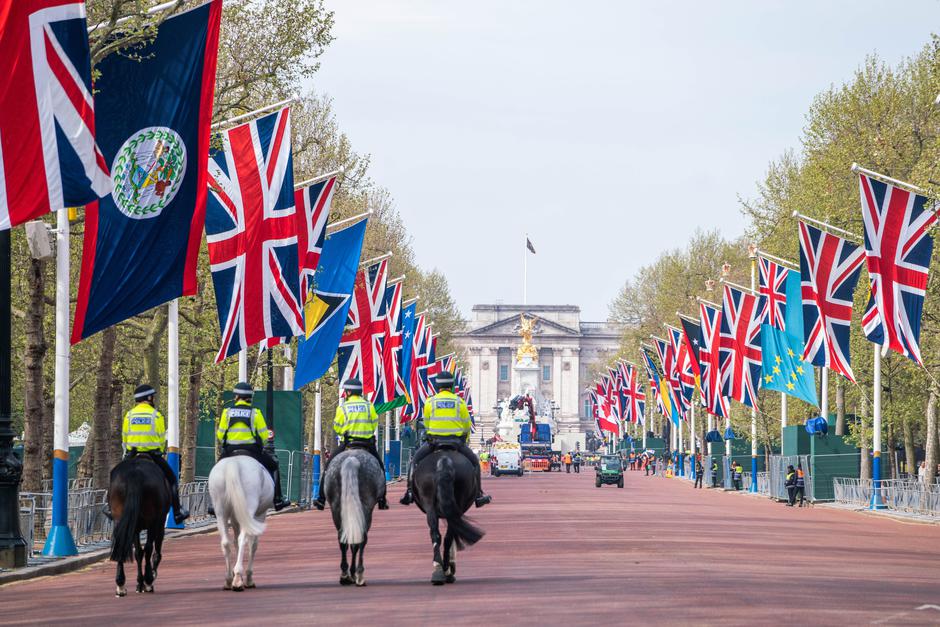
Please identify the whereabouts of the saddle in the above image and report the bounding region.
[429,437,463,451]
[346,439,373,451]
[229,448,256,458]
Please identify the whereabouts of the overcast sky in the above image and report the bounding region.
[310,1,940,321]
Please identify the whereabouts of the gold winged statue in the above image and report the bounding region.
[516,314,539,363]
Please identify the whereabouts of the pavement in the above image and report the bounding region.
[4,470,940,625]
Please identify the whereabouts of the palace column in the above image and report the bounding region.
[552,347,562,408]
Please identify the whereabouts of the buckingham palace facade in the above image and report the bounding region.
[450,304,624,436]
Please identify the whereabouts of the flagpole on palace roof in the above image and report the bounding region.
[523,233,528,306]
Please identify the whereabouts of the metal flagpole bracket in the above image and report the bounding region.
[294,168,344,190]
[359,250,393,268]
[386,275,406,286]
[718,278,758,295]
[402,297,419,307]
[326,210,371,234]
[695,297,721,309]
[852,162,928,196]
[792,210,862,242]
[87,0,182,33]
[676,311,699,323]
[754,249,798,269]
[211,97,300,131]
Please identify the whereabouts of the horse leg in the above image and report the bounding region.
[134,534,145,594]
[428,510,445,586]
[444,532,456,584]
[115,560,127,597]
[151,525,165,582]
[142,529,155,593]
[218,517,234,590]
[339,541,353,585]
[245,535,259,589]
[232,530,248,591]
[350,544,360,585]
[354,534,367,587]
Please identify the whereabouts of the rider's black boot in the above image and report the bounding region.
[312,495,325,510]
[474,493,492,508]
[171,484,190,524]
[207,504,215,516]
[273,470,291,511]
[103,502,113,521]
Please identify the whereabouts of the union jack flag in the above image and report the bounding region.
[719,284,762,408]
[206,107,302,361]
[641,346,668,418]
[401,312,429,422]
[668,325,695,417]
[652,336,682,423]
[337,260,389,397]
[699,301,730,418]
[0,0,111,230]
[606,371,621,423]
[798,221,865,381]
[594,380,618,435]
[858,172,938,365]
[375,280,407,405]
[620,363,645,425]
[757,257,790,332]
[296,174,337,299]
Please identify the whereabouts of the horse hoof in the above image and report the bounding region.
[232,585,244,592]
[246,582,256,589]
[355,579,367,587]
[223,584,232,591]
[431,571,446,585]
[144,585,154,593]
[445,574,456,584]
[339,575,354,586]
[115,587,126,598]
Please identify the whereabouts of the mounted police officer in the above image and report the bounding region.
[312,377,388,511]
[105,384,189,524]
[400,371,491,508]
[212,382,290,513]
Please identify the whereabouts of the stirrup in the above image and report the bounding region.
[173,508,190,524]
[312,497,325,511]
[274,498,291,512]
[474,494,491,508]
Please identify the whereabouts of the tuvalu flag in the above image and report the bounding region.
[760,269,817,405]
[293,218,368,389]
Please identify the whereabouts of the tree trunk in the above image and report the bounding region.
[41,395,54,484]
[859,393,871,480]
[835,378,846,436]
[926,379,937,486]
[181,351,201,483]
[78,327,116,488]
[902,411,916,479]
[109,379,124,468]
[887,423,898,480]
[22,257,47,492]
[142,307,168,401]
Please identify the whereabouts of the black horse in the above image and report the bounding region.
[412,443,485,585]
[108,455,172,597]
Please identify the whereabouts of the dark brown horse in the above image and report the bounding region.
[108,455,172,596]
[412,445,485,585]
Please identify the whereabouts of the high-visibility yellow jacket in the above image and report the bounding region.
[422,390,471,438]
[217,400,269,446]
[122,402,166,453]
[334,395,378,439]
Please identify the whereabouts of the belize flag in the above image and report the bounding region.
[72,1,221,342]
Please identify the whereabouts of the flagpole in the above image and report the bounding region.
[851,162,928,196]
[749,248,758,493]
[690,402,696,480]
[294,168,343,190]
[792,211,863,243]
[326,210,371,234]
[820,367,828,422]
[523,233,528,306]
[41,208,76,557]
[871,345,886,509]
[384,412,391,482]
[165,299,183,529]
[313,380,322,501]
[211,97,299,130]
[780,392,787,431]
[238,350,248,382]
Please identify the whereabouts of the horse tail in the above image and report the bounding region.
[435,455,484,550]
[226,459,266,537]
[339,456,366,545]
[110,466,140,563]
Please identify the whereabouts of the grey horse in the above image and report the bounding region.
[322,447,385,586]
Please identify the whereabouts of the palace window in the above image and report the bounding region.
[542,364,551,382]
[499,364,509,382]
[583,398,591,418]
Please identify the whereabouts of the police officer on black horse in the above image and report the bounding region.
[400,371,491,508]
[209,382,291,514]
[312,377,389,511]
[105,384,189,525]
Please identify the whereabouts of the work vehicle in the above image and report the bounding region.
[595,454,624,488]
[519,423,554,471]
[491,442,523,477]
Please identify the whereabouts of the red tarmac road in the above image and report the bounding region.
[4,470,940,625]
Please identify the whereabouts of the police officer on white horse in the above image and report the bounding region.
[211,382,290,513]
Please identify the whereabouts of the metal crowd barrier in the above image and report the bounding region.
[19,496,35,552]
[757,471,769,495]
[831,477,940,516]
[767,455,813,502]
[722,456,733,490]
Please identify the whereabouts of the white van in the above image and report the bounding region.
[491,442,523,477]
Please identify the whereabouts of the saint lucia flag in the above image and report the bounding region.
[760,270,817,406]
[293,218,367,389]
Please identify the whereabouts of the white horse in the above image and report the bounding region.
[208,455,274,591]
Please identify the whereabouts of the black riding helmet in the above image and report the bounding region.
[342,378,363,394]
[134,384,156,402]
[233,381,254,399]
[434,371,455,390]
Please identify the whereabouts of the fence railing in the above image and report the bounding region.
[835,478,940,516]
[833,477,872,508]
[20,480,212,553]
[767,455,814,502]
